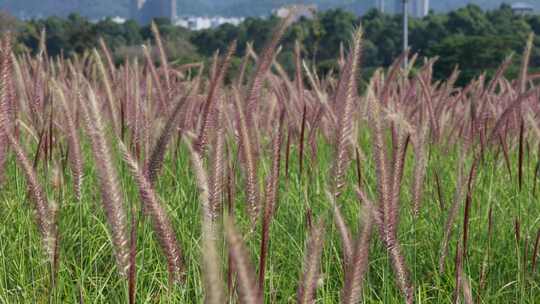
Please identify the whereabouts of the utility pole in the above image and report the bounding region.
[403,0,409,68]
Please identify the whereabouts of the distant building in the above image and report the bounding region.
[89,16,127,24]
[187,17,211,30]
[512,2,534,15]
[410,0,429,18]
[175,16,245,31]
[111,16,127,24]
[273,4,317,21]
[131,0,177,24]
[391,0,429,18]
[377,0,385,13]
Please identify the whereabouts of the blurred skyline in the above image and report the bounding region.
[0,0,538,20]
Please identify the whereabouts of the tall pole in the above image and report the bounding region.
[403,0,409,68]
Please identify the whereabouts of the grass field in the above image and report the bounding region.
[0,136,540,303]
[1,135,539,303]
[0,20,540,303]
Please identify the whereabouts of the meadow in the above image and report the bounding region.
[0,16,539,303]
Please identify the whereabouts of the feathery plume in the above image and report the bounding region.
[180,131,227,302]
[296,218,325,304]
[366,82,393,242]
[258,110,284,292]
[1,119,55,262]
[489,35,535,141]
[341,199,373,304]
[98,37,116,81]
[53,81,83,201]
[332,27,363,198]
[367,80,414,303]
[519,33,534,94]
[196,40,236,153]
[236,42,252,87]
[233,87,260,223]
[81,87,130,276]
[518,121,524,191]
[145,86,194,184]
[207,101,226,221]
[244,11,296,157]
[327,190,352,264]
[0,34,14,183]
[141,44,168,114]
[201,217,225,304]
[411,124,428,217]
[119,142,185,283]
[295,41,307,178]
[92,49,120,135]
[128,209,137,304]
[151,22,171,91]
[224,216,262,304]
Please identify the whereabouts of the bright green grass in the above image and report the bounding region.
[0,135,539,303]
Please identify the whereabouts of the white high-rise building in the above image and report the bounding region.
[131,0,177,24]
[412,0,429,18]
[392,0,429,17]
[377,0,385,13]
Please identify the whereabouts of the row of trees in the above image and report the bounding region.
[0,12,200,65]
[1,4,540,85]
[193,4,540,84]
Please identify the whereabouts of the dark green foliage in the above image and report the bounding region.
[191,5,540,84]
[6,4,540,85]
[16,14,198,64]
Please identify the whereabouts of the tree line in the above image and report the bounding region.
[1,4,540,85]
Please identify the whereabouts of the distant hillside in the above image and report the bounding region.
[1,0,539,19]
